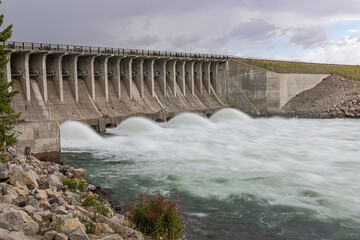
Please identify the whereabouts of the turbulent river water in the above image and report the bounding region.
[60,109,360,240]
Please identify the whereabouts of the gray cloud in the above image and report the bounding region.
[290,26,328,49]
[229,19,281,42]
[1,0,360,59]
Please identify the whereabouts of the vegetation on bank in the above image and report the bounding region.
[127,193,184,240]
[237,59,360,81]
[0,1,19,153]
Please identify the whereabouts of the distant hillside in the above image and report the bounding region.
[235,59,360,81]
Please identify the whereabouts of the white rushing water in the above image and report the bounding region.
[61,109,360,239]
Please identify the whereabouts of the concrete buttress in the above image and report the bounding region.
[154,59,167,97]
[107,56,122,99]
[61,54,78,102]
[132,58,145,97]
[29,53,48,101]
[166,60,177,97]
[143,58,155,97]
[185,60,195,95]
[210,62,219,94]
[94,56,109,100]
[202,61,211,94]
[11,52,31,100]
[120,57,134,99]
[176,60,186,96]
[194,61,203,94]
[78,55,96,101]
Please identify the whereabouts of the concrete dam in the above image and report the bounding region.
[3,41,329,162]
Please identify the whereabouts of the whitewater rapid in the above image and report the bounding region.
[60,108,360,239]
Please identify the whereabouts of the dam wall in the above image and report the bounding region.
[4,42,227,161]
[3,42,330,162]
[222,60,330,114]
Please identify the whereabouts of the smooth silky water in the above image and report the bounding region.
[60,109,360,240]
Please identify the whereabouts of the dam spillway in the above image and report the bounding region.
[3,41,330,162]
[4,41,227,127]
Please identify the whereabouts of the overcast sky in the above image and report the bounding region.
[2,0,360,64]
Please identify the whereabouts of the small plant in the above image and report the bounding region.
[77,215,95,234]
[127,193,184,240]
[49,217,62,233]
[63,178,89,194]
[81,192,110,217]
[0,154,9,163]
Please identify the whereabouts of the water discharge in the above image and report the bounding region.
[61,110,360,240]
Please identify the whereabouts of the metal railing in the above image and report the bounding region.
[11,100,51,122]
[4,41,229,61]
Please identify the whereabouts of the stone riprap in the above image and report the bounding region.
[0,147,144,240]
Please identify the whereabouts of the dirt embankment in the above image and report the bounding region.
[281,75,360,118]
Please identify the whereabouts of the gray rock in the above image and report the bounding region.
[6,231,30,240]
[67,226,89,240]
[0,208,39,235]
[48,174,63,189]
[72,168,86,179]
[9,167,39,189]
[43,230,58,240]
[0,228,10,239]
[55,232,69,240]
[23,205,35,215]
[26,197,40,211]
[97,234,124,240]
[32,213,42,222]
[0,170,9,180]
[0,195,14,204]
[50,196,65,205]
[64,191,80,204]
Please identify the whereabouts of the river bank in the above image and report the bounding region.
[0,146,144,240]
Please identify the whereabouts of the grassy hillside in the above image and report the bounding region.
[236,59,360,81]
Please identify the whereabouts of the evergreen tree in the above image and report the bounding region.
[0,1,19,152]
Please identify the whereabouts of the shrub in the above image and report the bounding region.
[63,178,89,194]
[81,192,110,217]
[127,193,184,240]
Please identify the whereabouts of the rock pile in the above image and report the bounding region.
[0,147,144,240]
[326,97,360,118]
[282,75,360,118]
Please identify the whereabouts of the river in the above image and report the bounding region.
[60,109,360,240]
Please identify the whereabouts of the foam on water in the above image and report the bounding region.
[167,112,213,127]
[210,108,252,122]
[61,109,360,239]
[109,117,162,133]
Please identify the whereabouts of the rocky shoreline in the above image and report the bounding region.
[0,147,145,240]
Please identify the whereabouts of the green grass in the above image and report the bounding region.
[236,59,360,81]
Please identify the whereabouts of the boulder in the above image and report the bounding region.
[67,226,89,240]
[23,205,35,215]
[0,208,39,235]
[0,195,14,204]
[97,234,124,240]
[62,218,86,234]
[43,230,58,240]
[36,189,48,200]
[72,168,86,179]
[48,175,63,189]
[9,167,39,189]
[94,223,115,234]
[55,232,68,240]
[46,188,57,198]
[6,231,30,240]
